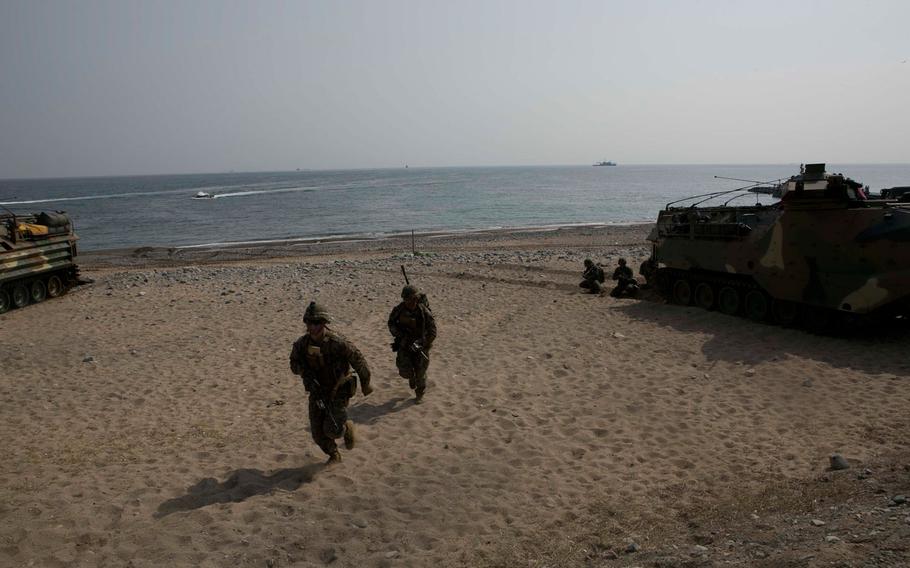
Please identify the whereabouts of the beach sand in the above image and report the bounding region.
[2,223,909,567]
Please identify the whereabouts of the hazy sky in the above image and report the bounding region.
[1,0,908,178]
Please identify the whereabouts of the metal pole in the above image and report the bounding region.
[411,229,415,255]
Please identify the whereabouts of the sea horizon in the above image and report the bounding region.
[3,163,910,252]
[7,161,910,183]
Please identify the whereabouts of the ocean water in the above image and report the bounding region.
[2,164,909,251]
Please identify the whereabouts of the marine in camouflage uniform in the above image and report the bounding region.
[388,285,437,403]
[610,258,636,297]
[289,301,373,464]
[638,258,657,289]
[579,258,605,294]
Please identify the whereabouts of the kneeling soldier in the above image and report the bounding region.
[580,258,605,294]
[610,258,637,297]
[290,301,373,464]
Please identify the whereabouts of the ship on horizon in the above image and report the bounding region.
[593,160,617,167]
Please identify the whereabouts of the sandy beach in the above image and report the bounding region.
[2,223,910,567]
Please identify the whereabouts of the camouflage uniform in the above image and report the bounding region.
[610,259,636,297]
[638,258,657,289]
[579,259,604,293]
[388,285,437,402]
[290,302,372,462]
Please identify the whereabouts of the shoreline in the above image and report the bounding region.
[174,221,637,250]
[78,221,655,270]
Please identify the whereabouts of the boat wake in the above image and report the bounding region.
[0,189,187,206]
[212,186,318,199]
[1,183,322,206]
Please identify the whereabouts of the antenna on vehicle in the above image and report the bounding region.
[666,177,787,209]
[666,183,759,209]
[714,176,766,184]
[723,192,758,207]
[722,179,787,207]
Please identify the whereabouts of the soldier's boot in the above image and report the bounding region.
[325,450,342,465]
[414,386,425,404]
[343,420,356,450]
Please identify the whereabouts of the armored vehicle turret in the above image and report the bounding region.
[644,164,910,330]
[0,210,79,314]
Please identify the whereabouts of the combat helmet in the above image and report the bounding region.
[584,258,593,267]
[303,301,331,324]
[401,285,420,299]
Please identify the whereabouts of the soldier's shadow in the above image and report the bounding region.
[351,396,413,425]
[154,463,322,518]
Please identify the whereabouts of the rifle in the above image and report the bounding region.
[309,377,340,430]
[409,341,430,362]
[392,264,410,352]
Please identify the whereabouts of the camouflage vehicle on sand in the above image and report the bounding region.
[0,210,79,314]
[644,164,910,330]
[879,186,910,201]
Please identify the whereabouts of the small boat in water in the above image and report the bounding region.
[593,161,617,167]
[192,191,215,199]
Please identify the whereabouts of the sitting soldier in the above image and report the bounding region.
[579,259,605,294]
[610,258,638,297]
[638,258,657,289]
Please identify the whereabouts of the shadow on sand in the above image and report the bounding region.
[155,463,323,518]
[351,395,414,426]
[615,297,910,375]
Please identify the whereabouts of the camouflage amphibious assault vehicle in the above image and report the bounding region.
[644,164,910,329]
[0,210,79,314]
